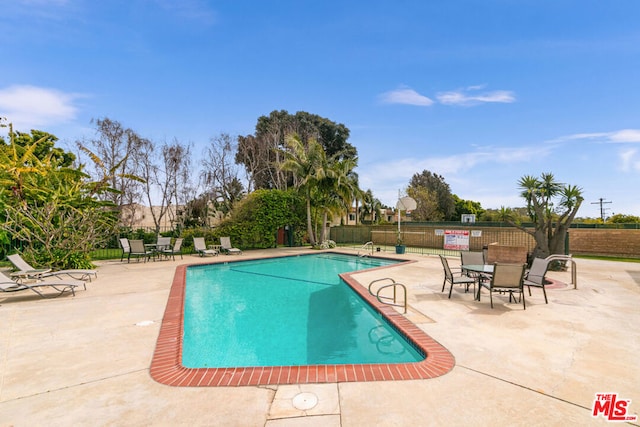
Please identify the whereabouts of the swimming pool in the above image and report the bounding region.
[151,251,455,387]
[182,254,423,368]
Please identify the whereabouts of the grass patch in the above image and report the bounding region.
[90,248,123,260]
[574,254,640,263]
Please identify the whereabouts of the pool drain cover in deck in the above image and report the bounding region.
[292,392,318,410]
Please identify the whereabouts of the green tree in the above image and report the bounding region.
[280,135,333,245]
[236,110,357,190]
[315,155,360,242]
[1,129,75,167]
[503,173,583,259]
[0,124,117,269]
[360,189,383,224]
[453,195,484,220]
[484,207,529,222]
[407,186,441,221]
[408,170,456,220]
[607,213,640,223]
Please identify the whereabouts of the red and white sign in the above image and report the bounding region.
[443,230,469,251]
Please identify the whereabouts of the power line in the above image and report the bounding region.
[591,198,612,222]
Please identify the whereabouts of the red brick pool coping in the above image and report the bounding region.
[150,256,455,387]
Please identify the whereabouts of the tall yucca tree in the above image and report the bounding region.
[280,134,332,245]
[504,172,583,258]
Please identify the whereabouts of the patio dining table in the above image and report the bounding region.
[144,243,170,261]
[462,264,494,300]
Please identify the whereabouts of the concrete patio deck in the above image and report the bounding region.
[0,247,638,426]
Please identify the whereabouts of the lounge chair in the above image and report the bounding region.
[524,257,551,304]
[1,271,81,298]
[220,237,242,255]
[439,255,476,299]
[129,240,153,262]
[193,237,218,257]
[7,253,96,285]
[479,263,527,309]
[119,238,131,262]
[162,238,184,260]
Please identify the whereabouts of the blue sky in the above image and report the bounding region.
[2,0,639,217]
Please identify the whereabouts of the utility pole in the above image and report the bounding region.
[591,198,612,222]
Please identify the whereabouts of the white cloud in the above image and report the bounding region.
[379,84,514,108]
[359,145,551,206]
[437,88,516,106]
[620,149,640,172]
[0,85,82,130]
[608,129,640,143]
[379,88,434,106]
[550,129,640,144]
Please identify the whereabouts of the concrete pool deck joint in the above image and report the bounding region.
[150,255,455,387]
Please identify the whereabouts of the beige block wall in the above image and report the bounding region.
[486,244,528,264]
[569,229,640,258]
[333,225,640,259]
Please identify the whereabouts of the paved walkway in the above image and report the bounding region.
[0,248,638,426]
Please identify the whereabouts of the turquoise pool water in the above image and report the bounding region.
[182,253,425,368]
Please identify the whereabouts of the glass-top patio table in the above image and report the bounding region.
[461,264,494,300]
[144,243,171,261]
[462,264,494,274]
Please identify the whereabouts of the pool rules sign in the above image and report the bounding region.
[443,230,470,251]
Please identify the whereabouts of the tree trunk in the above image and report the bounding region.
[321,212,328,243]
[306,196,315,245]
[528,227,548,259]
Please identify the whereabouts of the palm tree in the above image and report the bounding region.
[361,189,383,224]
[316,156,360,242]
[280,135,332,245]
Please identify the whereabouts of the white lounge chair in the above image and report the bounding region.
[193,237,218,257]
[1,271,81,298]
[119,238,131,262]
[7,254,96,285]
[220,237,242,255]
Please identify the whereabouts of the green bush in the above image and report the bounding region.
[214,189,306,249]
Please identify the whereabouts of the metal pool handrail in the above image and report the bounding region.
[358,241,374,257]
[369,277,407,314]
[545,254,578,289]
